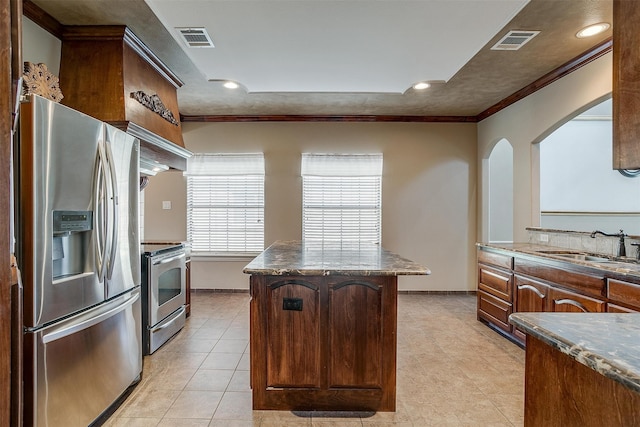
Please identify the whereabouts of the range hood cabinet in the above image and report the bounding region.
[59,25,191,171]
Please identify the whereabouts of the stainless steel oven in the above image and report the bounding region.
[141,243,186,354]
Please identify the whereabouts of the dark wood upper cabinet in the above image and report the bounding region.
[59,26,191,170]
[613,0,640,169]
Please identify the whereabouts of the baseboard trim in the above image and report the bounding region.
[191,288,249,294]
[398,290,476,295]
[191,289,475,295]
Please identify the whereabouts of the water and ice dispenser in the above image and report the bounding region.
[52,210,93,279]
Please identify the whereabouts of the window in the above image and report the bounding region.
[302,153,383,243]
[185,153,264,255]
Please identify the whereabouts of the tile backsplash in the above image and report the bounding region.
[527,227,640,259]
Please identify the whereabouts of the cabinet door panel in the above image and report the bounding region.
[328,280,383,388]
[514,275,548,313]
[549,287,605,313]
[266,279,321,388]
[514,258,605,297]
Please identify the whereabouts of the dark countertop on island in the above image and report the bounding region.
[243,240,430,276]
[510,312,640,394]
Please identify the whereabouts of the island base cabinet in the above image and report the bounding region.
[250,275,397,411]
[524,336,640,427]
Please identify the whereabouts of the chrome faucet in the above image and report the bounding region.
[590,229,627,257]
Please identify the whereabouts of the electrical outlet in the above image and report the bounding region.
[539,234,549,242]
[283,297,303,311]
[162,201,172,210]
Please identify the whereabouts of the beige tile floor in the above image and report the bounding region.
[105,292,525,426]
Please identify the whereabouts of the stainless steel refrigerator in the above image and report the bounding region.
[16,95,142,426]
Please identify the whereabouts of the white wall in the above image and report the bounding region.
[488,139,513,242]
[144,122,478,291]
[22,17,61,76]
[143,170,188,241]
[477,52,613,243]
[539,106,640,235]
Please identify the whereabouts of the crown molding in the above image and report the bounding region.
[23,0,63,39]
[21,1,612,124]
[180,114,478,123]
[476,38,612,121]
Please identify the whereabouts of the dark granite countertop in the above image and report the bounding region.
[477,242,640,278]
[243,240,431,276]
[510,312,640,394]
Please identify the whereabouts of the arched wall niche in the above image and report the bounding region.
[486,139,514,243]
[477,51,612,243]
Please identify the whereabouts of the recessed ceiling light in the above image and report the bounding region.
[576,23,610,38]
[413,82,431,90]
[223,81,239,89]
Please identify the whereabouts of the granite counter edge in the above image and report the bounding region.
[242,268,430,276]
[509,313,640,394]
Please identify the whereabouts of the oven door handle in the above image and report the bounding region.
[153,253,186,266]
[149,306,186,331]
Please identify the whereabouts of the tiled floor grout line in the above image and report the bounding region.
[108,293,524,426]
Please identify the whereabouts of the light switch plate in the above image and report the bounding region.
[162,201,172,210]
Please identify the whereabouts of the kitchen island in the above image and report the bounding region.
[509,312,640,426]
[243,240,429,411]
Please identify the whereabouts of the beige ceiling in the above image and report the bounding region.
[146,0,528,94]
[29,0,613,117]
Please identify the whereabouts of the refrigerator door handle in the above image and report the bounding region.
[42,291,140,344]
[104,141,119,281]
[94,142,108,282]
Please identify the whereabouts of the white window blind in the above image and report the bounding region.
[302,153,382,244]
[185,153,264,255]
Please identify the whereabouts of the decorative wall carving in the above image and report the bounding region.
[22,62,63,102]
[130,91,179,126]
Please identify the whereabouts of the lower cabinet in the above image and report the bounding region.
[477,290,512,333]
[548,286,606,313]
[513,276,549,341]
[185,258,191,317]
[477,253,513,334]
[477,247,625,345]
[514,275,548,313]
[250,274,398,411]
[607,278,640,312]
[607,303,638,313]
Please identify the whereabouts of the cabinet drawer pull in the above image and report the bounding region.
[517,284,545,299]
[554,298,588,312]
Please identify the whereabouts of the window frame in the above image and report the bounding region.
[185,153,265,257]
[301,153,383,244]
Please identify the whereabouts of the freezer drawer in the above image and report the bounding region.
[24,289,142,427]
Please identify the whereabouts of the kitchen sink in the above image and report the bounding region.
[534,249,640,269]
[535,250,613,263]
[535,250,584,255]
[554,253,612,262]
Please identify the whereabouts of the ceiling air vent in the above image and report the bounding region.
[176,27,215,48]
[491,30,540,51]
